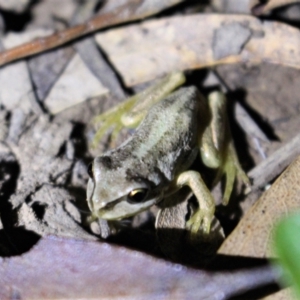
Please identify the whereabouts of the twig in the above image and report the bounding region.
[0,0,184,67]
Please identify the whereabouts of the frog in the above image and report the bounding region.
[86,72,250,235]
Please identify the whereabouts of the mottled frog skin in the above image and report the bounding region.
[87,73,250,235]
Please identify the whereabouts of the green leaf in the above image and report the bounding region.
[273,212,300,298]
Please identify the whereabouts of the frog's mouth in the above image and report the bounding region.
[96,196,160,220]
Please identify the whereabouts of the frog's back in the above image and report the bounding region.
[137,86,205,146]
[115,87,207,183]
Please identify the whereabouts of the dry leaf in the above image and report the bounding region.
[95,14,300,86]
[0,0,30,13]
[44,53,108,114]
[219,155,300,257]
[0,236,278,299]
[263,288,293,300]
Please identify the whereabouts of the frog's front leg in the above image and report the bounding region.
[200,91,251,205]
[176,170,215,234]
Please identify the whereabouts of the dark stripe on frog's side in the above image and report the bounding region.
[95,155,122,170]
[125,168,161,188]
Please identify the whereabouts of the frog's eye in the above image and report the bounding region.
[87,163,94,179]
[127,188,148,204]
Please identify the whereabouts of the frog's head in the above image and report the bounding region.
[86,156,163,220]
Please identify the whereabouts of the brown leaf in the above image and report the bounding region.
[262,288,293,300]
[219,155,300,258]
[95,14,300,86]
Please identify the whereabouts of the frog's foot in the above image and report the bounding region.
[91,95,137,148]
[218,142,251,205]
[86,213,98,224]
[89,217,121,239]
[176,170,216,235]
[186,207,215,235]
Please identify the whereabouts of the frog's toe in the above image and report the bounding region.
[86,213,98,224]
[91,95,139,148]
[91,114,123,148]
[186,209,214,236]
[91,125,109,148]
[220,143,251,205]
[237,168,251,194]
[110,123,125,146]
[222,157,237,205]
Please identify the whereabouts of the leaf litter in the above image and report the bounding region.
[0,0,300,299]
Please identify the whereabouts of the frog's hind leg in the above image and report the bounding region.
[92,72,186,147]
[200,91,250,205]
[209,91,250,205]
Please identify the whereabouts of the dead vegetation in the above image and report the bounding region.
[0,0,300,299]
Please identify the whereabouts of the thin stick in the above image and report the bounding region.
[0,0,183,67]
